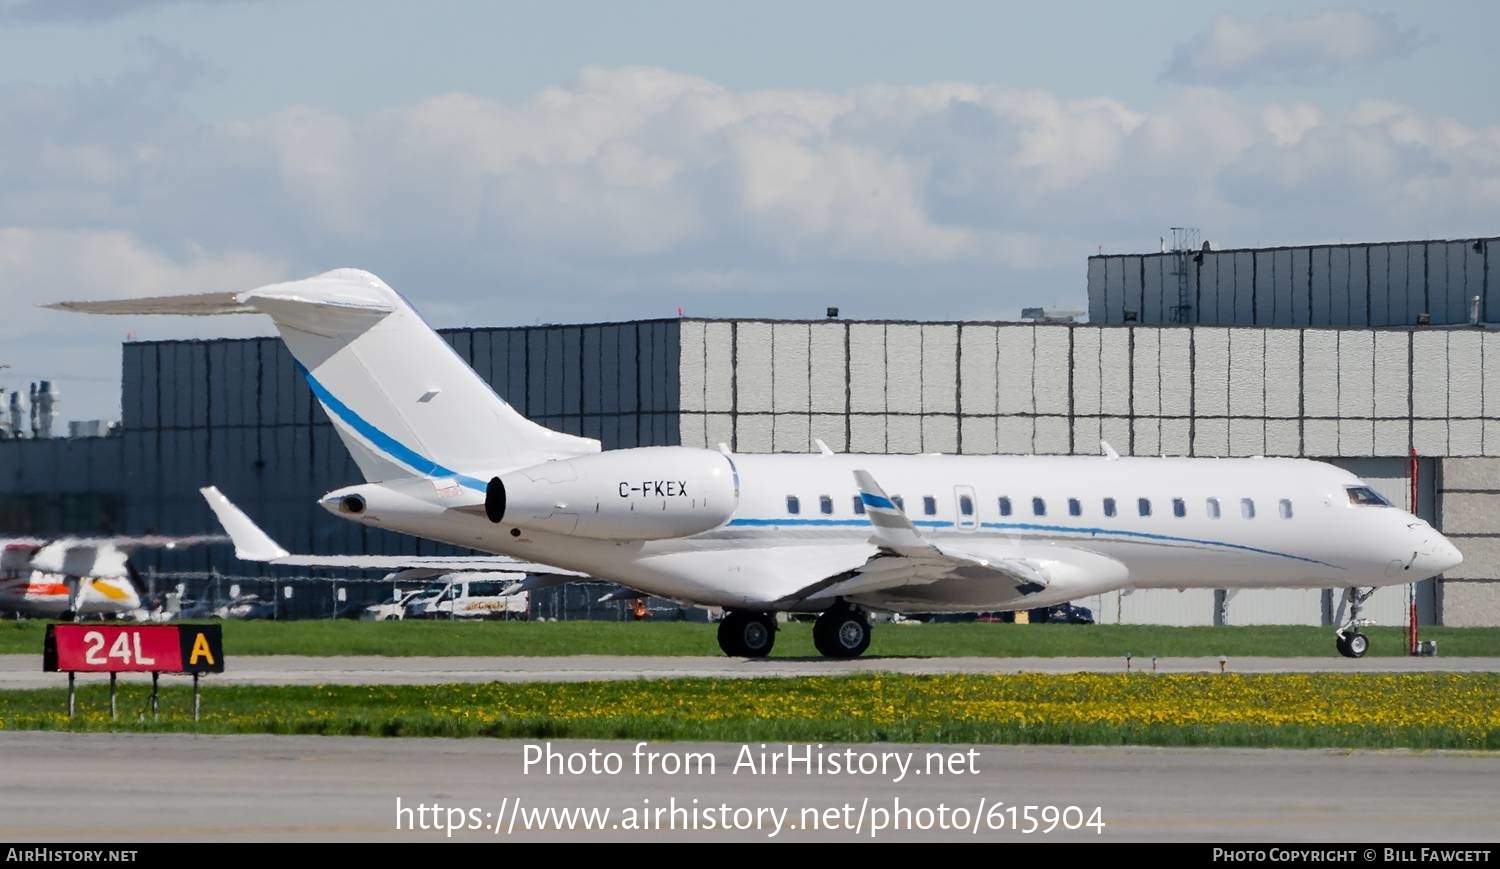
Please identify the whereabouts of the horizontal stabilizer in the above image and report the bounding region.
[46,292,254,316]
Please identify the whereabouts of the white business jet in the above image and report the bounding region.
[1,534,224,619]
[53,269,1463,658]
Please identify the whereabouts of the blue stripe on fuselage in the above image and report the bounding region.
[297,362,487,492]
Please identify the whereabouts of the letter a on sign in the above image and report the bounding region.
[190,632,215,666]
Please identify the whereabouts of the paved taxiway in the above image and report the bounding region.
[1,733,1494,842]
[1,653,1496,688]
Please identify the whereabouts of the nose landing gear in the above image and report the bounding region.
[1335,586,1377,658]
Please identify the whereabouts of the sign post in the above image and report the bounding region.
[43,624,225,719]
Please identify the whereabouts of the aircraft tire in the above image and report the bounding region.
[718,610,776,658]
[1343,632,1368,658]
[813,607,871,659]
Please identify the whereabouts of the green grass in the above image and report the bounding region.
[1,673,1495,750]
[1,619,1495,658]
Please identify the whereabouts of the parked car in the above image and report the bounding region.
[360,588,426,621]
[1027,603,1095,624]
[405,574,530,620]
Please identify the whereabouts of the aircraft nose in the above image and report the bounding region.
[1412,529,1464,576]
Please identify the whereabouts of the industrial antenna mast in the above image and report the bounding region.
[1169,226,1200,324]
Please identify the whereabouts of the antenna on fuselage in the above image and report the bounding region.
[1100,440,1120,461]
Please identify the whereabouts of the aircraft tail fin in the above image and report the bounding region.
[54,269,600,483]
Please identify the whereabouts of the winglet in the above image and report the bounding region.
[852,470,926,552]
[199,486,290,562]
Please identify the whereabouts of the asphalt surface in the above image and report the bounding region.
[1,653,1497,688]
[0,733,1494,842]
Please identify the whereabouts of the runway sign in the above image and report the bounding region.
[43,623,225,674]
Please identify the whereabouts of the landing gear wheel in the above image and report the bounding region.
[1337,632,1368,659]
[717,610,777,658]
[813,606,872,659]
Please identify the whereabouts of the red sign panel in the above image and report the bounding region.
[44,624,224,673]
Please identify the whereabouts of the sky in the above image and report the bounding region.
[1,0,1497,424]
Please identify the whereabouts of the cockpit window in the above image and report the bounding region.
[1345,486,1391,507]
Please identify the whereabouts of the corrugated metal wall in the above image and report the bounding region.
[1089,237,1498,327]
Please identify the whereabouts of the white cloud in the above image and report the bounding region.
[5,55,1500,420]
[1164,9,1419,86]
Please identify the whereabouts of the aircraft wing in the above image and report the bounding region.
[774,470,1052,607]
[199,486,587,579]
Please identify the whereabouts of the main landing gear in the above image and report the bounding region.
[812,602,871,659]
[1335,586,1376,658]
[717,610,777,658]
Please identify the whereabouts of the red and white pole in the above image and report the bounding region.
[1409,447,1420,656]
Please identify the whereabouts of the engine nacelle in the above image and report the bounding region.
[485,447,739,541]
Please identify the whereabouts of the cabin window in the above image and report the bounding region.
[852,496,865,515]
[1206,497,1221,519]
[1279,498,1293,519]
[1138,497,1152,517]
[959,495,974,516]
[1172,498,1186,518]
[998,496,1013,517]
[819,495,834,515]
[1241,497,1256,519]
[1032,497,1046,517]
[892,496,905,512]
[1068,498,1082,517]
[786,496,800,515]
[1103,497,1117,517]
[923,496,938,516]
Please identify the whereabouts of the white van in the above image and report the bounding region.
[361,588,426,621]
[404,573,530,620]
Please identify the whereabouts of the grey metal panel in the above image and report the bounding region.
[1099,328,1130,416]
[1266,419,1299,456]
[1033,416,1070,455]
[958,325,996,415]
[1216,252,1241,325]
[598,415,620,450]
[642,322,661,413]
[885,324,922,414]
[1071,416,1100,456]
[561,327,582,416]
[1264,330,1301,418]
[737,414,772,453]
[960,416,996,454]
[704,321,734,413]
[1374,420,1407,455]
[995,326,1034,414]
[1033,328,1069,415]
[1466,241,1490,322]
[810,414,846,453]
[809,322,847,415]
[1192,328,1229,416]
[1071,327,1101,415]
[1227,329,1264,417]
[922,415,958,454]
[1290,248,1311,325]
[1196,253,1218,323]
[1406,242,1428,326]
[618,411,641,449]
[1100,416,1130,454]
[1121,256,1143,320]
[1337,330,1375,418]
[772,323,811,413]
[1272,249,1294,325]
[1253,250,1275,325]
[1131,329,1160,416]
[156,342,177,429]
[664,321,682,414]
[1328,246,1350,326]
[1485,333,1500,430]
[222,341,245,428]
[735,321,773,413]
[1450,419,1482,455]
[524,328,547,416]
[1412,331,1448,418]
[1087,257,1107,323]
[1304,419,1338,455]
[1338,419,1373,456]
[546,328,567,416]
[1374,331,1410,420]
[1308,247,1330,325]
[1107,256,1127,323]
[677,322,704,413]
[1131,418,1160,455]
[206,342,228,428]
[1159,329,1192,416]
[1448,331,1483,419]
[471,330,494,393]
[1228,418,1263,456]
[575,327,599,415]
[922,325,958,414]
[1371,244,1395,327]
[1413,419,1447,455]
[997,416,1032,454]
[848,323,886,413]
[1193,417,1228,456]
[616,325,639,415]
[773,413,810,452]
[1142,256,1164,324]
[887,414,921,453]
[590,328,615,415]
[120,345,144,431]
[1430,243,1453,323]
[848,413,885,453]
[1348,245,1371,326]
